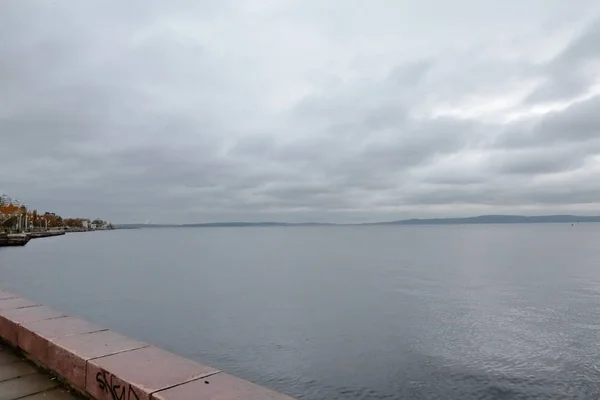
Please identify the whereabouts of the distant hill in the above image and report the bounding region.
[115,222,334,229]
[116,215,600,228]
[114,223,181,229]
[374,215,600,225]
[181,222,335,227]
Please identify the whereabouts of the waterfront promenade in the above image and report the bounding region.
[0,290,294,400]
[0,342,81,400]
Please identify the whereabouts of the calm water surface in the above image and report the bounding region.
[1,225,600,399]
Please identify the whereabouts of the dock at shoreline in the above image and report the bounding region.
[0,231,67,247]
[0,234,30,247]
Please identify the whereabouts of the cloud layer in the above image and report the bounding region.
[2,1,600,223]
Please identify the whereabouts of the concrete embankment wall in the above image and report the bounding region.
[0,289,294,400]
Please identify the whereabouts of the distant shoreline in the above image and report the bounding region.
[116,214,600,229]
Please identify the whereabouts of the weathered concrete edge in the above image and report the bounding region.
[0,290,295,400]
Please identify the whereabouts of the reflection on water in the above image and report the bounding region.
[1,224,600,399]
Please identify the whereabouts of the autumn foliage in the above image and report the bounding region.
[1,195,104,230]
[0,203,26,216]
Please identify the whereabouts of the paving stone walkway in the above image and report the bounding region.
[0,342,82,400]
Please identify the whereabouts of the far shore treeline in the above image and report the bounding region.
[117,214,600,229]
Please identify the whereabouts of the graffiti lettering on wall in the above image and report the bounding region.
[96,370,140,400]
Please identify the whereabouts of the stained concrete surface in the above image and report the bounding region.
[0,342,82,400]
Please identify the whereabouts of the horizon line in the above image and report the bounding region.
[116,214,600,227]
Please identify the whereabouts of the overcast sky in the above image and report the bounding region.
[2,1,600,223]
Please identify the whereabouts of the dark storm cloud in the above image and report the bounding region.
[2,1,600,222]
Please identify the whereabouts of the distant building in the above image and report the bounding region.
[82,220,89,229]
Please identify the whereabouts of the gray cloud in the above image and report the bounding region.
[2,1,600,223]
[492,148,587,175]
[499,95,600,149]
[525,18,600,103]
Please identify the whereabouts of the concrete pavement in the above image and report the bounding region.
[0,342,81,400]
